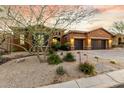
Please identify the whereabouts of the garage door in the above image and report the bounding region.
[91,39,106,49]
[74,39,83,50]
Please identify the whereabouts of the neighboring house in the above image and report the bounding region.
[112,33,124,47]
[61,28,113,50]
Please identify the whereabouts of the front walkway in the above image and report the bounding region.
[42,69,124,88]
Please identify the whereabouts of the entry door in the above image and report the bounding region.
[91,39,106,49]
[74,39,83,50]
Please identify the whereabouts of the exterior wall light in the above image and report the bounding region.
[88,38,91,44]
[87,38,91,49]
[108,39,112,48]
[52,38,57,43]
[70,38,74,45]
[109,39,112,44]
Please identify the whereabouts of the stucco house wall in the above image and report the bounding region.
[0,27,114,52]
[0,32,12,52]
[112,34,124,46]
[63,28,113,50]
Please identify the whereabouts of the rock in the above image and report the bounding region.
[16,58,25,63]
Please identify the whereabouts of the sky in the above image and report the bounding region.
[0,5,124,32]
[70,5,124,31]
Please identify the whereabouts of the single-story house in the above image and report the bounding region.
[0,25,65,52]
[61,28,113,50]
[0,27,114,52]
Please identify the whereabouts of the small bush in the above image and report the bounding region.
[63,53,75,62]
[60,43,69,51]
[110,60,117,64]
[56,66,65,75]
[47,53,62,65]
[51,42,61,51]
[79,62,96,75]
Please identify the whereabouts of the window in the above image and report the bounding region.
[33,33,45,46]
[37,34,44,45]
[20,34,25,45]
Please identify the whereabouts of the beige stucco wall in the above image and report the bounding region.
[112,34,124,46]
[64,28,113,50]
[0,33,12,52]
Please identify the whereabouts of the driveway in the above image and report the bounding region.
[58,48,124,63]
[82,48,124,63]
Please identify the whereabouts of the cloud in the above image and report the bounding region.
[1,5,124,31]
[93,5,124,13]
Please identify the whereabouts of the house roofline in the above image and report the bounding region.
[87,27,114,36]
[64,27,114,36]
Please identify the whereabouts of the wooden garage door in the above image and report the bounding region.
[91,39,106,49]
[74,39,83,50]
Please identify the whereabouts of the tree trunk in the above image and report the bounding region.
[36,46,43,63]
[43,52,47,62]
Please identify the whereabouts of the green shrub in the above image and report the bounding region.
[51,42,61,51]
[56,66,65,75]
[79,62,96,75]
[47,53,62,65]
[63,52,75,62]
[60,43,69,51]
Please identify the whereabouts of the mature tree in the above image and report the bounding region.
[0,5,98,63]
[112,21,124,34]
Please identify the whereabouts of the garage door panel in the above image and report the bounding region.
[91,39,106,49]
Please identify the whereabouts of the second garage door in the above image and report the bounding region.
[91,39,106,49]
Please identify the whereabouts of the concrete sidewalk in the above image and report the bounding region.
[43,69,124,88]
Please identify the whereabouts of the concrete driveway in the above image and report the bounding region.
[58,48,124,63]
[82,48,124,63]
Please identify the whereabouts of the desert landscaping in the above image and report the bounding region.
[0,5,124,88]
[0,48,124,88]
